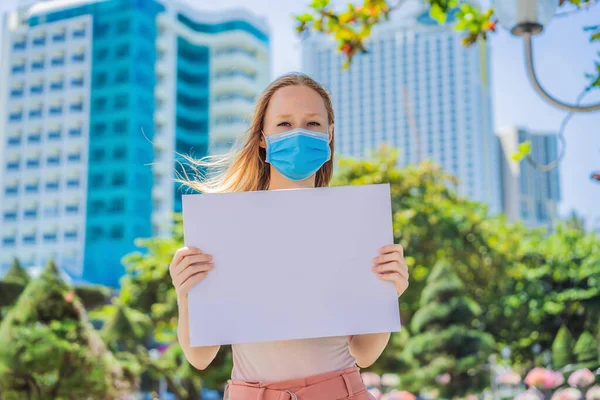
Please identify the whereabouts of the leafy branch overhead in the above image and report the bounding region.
[295,0,600,87]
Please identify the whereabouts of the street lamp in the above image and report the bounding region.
[492,0,600,113]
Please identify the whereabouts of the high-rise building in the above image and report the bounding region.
[0,0,270,287]
[300,1,501,213]
[497,126,561,228]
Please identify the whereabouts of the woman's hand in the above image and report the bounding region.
[169,246,214,298]
[372,244,409,297]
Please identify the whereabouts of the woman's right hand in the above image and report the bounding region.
[169,246,214,298]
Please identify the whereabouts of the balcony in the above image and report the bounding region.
[9,112,23,122]
[67,179,80,188]
[10,88,24,97]
[51,57,65,67]
[47,156,60,166]
[71,78,84,88]
[67,153,81,162]
[64,231,78,240]
[24,210,37,219]
[27,134,42,143]
[29,109,43,118]
[22,235,36,244]
[48,130,61,140]
[32,37,46,46]
[50,81,64,91]
[13,41,26,50]
[52,33,66,42]
[70,103,83,112]
[12,65,25,74]
[44,207,59,217]
[5,186,18,195]
[212,74,257,97]
[30,85,44,95]
[46,181,59,190]
[49,106,63,116]
[2,237,16,246]
[68,128,82,137]
[31,61,45,71]
[6,162,19,171]
[43,233,58,242]
[212,97,254,117]
[25,184,39,193]
[3,212,17,221]
[7,137,21,146]
[65,204,79,214]
[26,159,40,168]
[73,29,86,38]
[72,53,85,63]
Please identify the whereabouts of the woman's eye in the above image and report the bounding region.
[277,122,291,127]
[308,122,321,126]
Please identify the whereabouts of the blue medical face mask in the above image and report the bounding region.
[264,128,331,181]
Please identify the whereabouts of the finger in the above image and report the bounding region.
[377,271,402,282]
[176,254,213,275]
[177,271,208,297]
[373,252,401,265]
[372,261,401,274]
[174,263,214,288]
[379,244,404,257]
[170,247,202,276]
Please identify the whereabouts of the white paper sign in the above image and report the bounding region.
[183,184,401,347]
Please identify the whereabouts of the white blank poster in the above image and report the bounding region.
[182,184,401,347]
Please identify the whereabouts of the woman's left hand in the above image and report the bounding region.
[372,244,409,297]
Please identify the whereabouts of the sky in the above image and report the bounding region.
[1,0,599,229]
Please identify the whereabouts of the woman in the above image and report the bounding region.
[170,73,410,399]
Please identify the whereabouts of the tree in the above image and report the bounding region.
[400,260,495,398]
[3,257,29,286]
[295,0,600,88]
[574,331,600,370]
[0,260,133,399]
[552,325,575,370]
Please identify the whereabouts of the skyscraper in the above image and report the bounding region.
[300,1,501,213]
[497,126,561,229]
[0,0,269,287]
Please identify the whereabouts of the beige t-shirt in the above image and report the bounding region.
[231,336,357,383]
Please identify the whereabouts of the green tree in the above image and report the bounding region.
[552,325,575,370]
[3,257,30,285]
[400,260,495,398]
[90,214,232,399]
[574,331,600,370]
[0,260,133,399]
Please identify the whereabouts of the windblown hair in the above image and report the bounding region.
[177,72,335,194]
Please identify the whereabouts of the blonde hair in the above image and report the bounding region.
[178,72,335,194]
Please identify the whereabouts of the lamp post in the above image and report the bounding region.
[492,0,600,113]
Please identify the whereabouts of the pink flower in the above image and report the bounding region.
[368,388,382,400]
[382,390,416,400]
[496,369,522,386]
[466,395,478,400]
[551,388,582,400]
[435,373,451,385]
[569,369,595,389]
[362,372,381,388]
[381,373,400,388]
[586,385,600,400]
[525,368,564,389]
[515,388,544,400]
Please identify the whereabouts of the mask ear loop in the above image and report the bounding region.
[261,130,270,165]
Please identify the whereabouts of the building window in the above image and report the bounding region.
[115,69,129,83]
[116,44,129,58]
[91,148,105,161]
[114,94,129,108]
[116,20,130,34]
[95,72,107,87]
[113,146,127,160]
[110,225,124,239]
[113,120,128,134]
[112,172,126,186]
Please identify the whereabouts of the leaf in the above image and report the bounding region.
[592,32,600,41]
[430,3,448,24]
[518,140,532,155]
[295,13,314,23]
[311,0,330,9]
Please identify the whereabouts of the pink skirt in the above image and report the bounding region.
[225,367,375,400]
